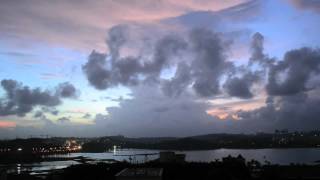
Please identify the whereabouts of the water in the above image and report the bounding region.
[66,148,320,165]
[4,148,320,174]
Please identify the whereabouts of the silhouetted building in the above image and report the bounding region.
[222,155,245,164]
[116,168,163,180]
[0,169,7,180]
[159,151,185,163]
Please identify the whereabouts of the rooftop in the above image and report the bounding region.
[116,168,163,177]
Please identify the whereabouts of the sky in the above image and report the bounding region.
[0,0,320,138]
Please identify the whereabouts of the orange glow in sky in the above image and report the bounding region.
[207,97,266,120]
[0,121,16,128]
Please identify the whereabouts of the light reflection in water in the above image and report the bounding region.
[4,148,320,175]
[17,164,21,174]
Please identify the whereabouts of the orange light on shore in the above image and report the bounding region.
[0,121,16,128]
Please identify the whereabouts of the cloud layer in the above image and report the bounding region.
[0,80,78,116]
[1,0,320,137]
[80,20,320,136]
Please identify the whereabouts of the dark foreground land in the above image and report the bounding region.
[4,156,320,180]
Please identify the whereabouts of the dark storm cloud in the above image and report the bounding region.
[143,35,188,77]
[249,32,274,67]
[79,0,265,100]
[56,82,78,98]
[250,32,265,63]
[82,51,109,90]
[161,62,191,97]
[82,51,140,90]
[232,46,320,131]
[224,71,260,99]
[106,25,128,59]
[224,32,267,99]
[51,110,59,116]
[83,26,188,90]
[0,79,78,117]
[0,79,61,116]
[84,25,320,101]
[57,117,71,123]
[81,19,320,135]
[233,45,320,130]
[189,28,230,97]
[266,47,320,96]
[83,26,232,98]
[33,111,44,118]
[237,91,320,131]
[41,107,59,116]
[100,85,227,137]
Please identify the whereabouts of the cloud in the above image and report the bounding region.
[83,18,319,100]
[83,27,188,90]
[57,117,71,123]
[3,0,319,136]
[82,52,109,90]
[107,25,129,59]
[56,82,78,98]
[101,85,231,137]
[0,80,61,116]
[81,23,320,136]
[83,26,232,98]
[289,0,320,13]
[0,79,78,117]
[266,47,320,96]
[41,107,59,116]
[164,0,261,28]
[189,28,231,97]
[161,62,192,97]
[223,32,267,99]
[0,0,249,51]
[0,51,35,58]
[224,71,260,99]
[0,121,16,128]
[237,91,320,131]
[33,111,44,118]
[82,113,92,119]
[223,45,320,131]
[250,32,265,63]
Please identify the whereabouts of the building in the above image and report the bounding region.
[116,168,163,180]
[222,154,245,164]
[159,151,186,163]
[0,169,7,180]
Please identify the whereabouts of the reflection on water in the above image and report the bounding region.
[182,148,320,164]
[3,148,320,174]
[66,148,320,165]
[2,160,80,175]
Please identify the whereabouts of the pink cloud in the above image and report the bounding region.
[0,121,16,128]
[206,97,266,120]
[0,0,249,51]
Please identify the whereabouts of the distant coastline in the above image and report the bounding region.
[1,130,320,154]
